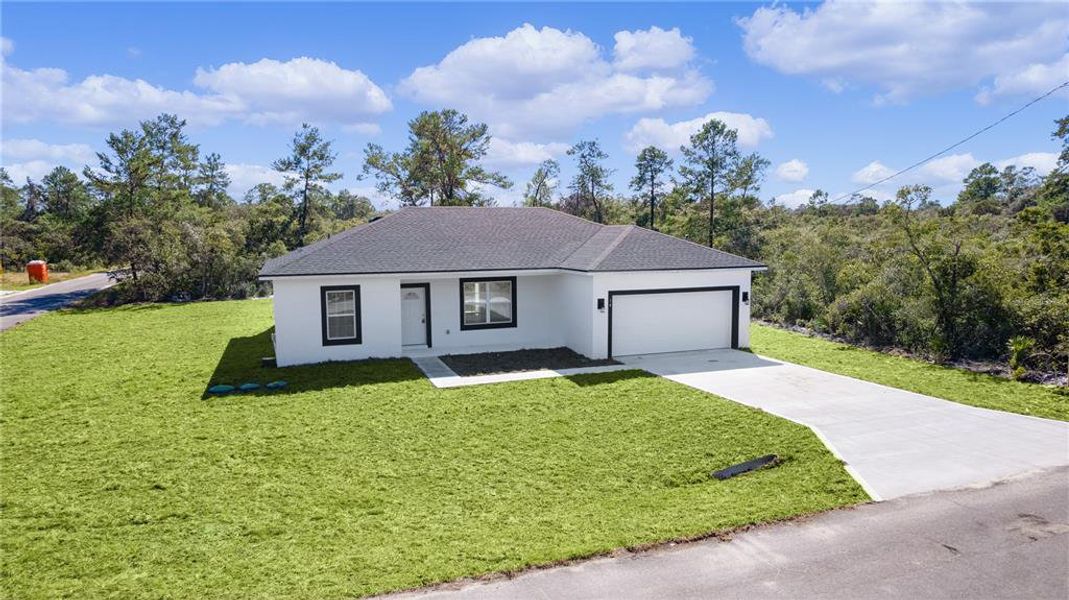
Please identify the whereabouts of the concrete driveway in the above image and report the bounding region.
[0,273,112,332]
[619,349,1069,500]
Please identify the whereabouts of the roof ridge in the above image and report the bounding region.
[583,225,634,271]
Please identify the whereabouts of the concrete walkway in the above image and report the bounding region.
[0,272,112,332]
[619,349,1069,500]
[410,355,633,388]
[392,467,1069,600]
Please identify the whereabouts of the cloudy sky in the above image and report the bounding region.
[1,1,1066,208]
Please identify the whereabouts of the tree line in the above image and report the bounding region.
[1,110,1066,377]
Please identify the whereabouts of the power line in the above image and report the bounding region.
[832,79,1069,203]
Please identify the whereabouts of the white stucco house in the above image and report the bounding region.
[259,207,765,367]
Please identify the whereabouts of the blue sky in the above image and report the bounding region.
[2,1,1066,208]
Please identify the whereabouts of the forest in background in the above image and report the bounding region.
[1,110,1066,379]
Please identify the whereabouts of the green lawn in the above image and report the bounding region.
[1,300,865,599]
[750,324,1068,421]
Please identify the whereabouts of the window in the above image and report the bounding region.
[459,277,516,330]
[320,285,361,345]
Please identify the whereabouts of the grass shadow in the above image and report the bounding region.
[563,369,657,387]
[203,328,425,399]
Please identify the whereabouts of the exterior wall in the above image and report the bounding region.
[555,272,595,357]
[588,269,754,358]
[268,268,753,366]
[271,275,401,366]
[415,274,564,352]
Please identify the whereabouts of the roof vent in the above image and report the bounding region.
[369,215,383,222]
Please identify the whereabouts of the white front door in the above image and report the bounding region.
[401,286,428,346]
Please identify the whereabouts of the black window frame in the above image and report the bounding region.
[459,276,518,331]
[320,284,362,346]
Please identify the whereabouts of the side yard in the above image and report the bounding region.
[0,300,865,598]
[750,324,1068,421]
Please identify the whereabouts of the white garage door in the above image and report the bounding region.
[610,289,735,356]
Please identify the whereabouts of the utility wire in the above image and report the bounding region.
[832,79,1069,203]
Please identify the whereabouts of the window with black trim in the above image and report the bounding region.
[460,277,516,330]
[320,285,362,345]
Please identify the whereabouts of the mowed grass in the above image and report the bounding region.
[1,300,866,599]
[751,324,1068,421]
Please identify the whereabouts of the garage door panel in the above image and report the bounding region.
[611,290,733,356]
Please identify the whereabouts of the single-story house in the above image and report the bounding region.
[259,207,765,367]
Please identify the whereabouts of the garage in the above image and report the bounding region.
[608,287,738,357]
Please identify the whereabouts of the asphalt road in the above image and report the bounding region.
[0,272,112,332]
[394,467,1069,600]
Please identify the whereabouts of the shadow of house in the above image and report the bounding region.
[203,328,426,399]
[563,369,658,387]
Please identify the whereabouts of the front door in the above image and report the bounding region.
[401,285,428,346]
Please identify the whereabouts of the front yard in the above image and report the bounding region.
[0,300,865,599]
[750,324,1068,421]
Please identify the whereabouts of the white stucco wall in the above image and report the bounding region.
[418,274,564,352]
[267,268,754,366]
[271,275,401,366]
[555,273,595,357]
[587,269,754,358]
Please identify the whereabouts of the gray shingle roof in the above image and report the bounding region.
[260,207,764,277]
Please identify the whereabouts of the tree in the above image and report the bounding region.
[678,119,740,246]
[40,166,90,221]
[629,146,672,230]
[729,152,771,200]
[272,124,341,247]
[194,153,232,209]
[890,184,982,359]
[362,109,511,206]
[957,163,1002,215]
[327,190,375,222]
[566,140,614,223]
[523,159,559,207]
[1036,115,1069,222]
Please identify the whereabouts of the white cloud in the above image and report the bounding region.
[852,161,896,185]
[852,154,978,188]
[225,163,286,197]
[3,161,54,184]
[399,24,711,138]
[1,37,13,57]
[341,122,381,136]
[193,57,391,126]
[2,63,242,127]
[2,52,391,128]
[1,139,98,184]
[624,111,773,153]
[977,54,1069,104]
[920,153,979,183]
[996,152,1059,175]
[775,158,809,182]
[774,188,816,208]
[1,139,96,165]
[738,1,1069,104]
[485,138,569,167]
[613,26,695,71]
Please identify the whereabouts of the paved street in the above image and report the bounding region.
[621,349,1069,500]
[394,467,1069,600]
[0,273,112,332]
